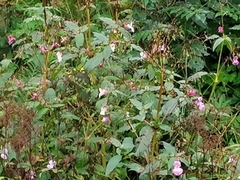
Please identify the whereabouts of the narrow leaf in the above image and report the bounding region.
[105,155,122,176]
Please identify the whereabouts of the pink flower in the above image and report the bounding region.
[1,148,8,160]
[228,156,236,164]
[85,47,90,54]
[232,56,239,66]
[140,52,148,60]
[51,41,59,49]
[61,36,67,43]
[124,21,134,32]
[102,117,111,124]
[32,93,38,100]
[172,167,183,176]
[187,89,197,97]
[7,35,16,45]
[47,159,56,170]
[194,97,205,111]
[99,88,108,98]
[131,86,137,91]
[99,61,104,68]
[16,80,22,86]
[218,26,224,33]
[39,45,47,53]
[173,160,181,168]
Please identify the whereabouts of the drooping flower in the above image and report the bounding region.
[100,106,107,116]
[228,156,236,164]
[7,35,16,45]
[173,160,181,168]
[47,159,56,170]
[232,56,239,66]
[194,97,205,111]
[32,93,38,100]
[99,88,108,98]
[56,51,63,63]
[125,21,134,33]
[39,45,47,53]
[218,26,224,33]
[102,117,111,124]
[140,52,148,60]
[110,43,116,52]
[131,86,137,91]
[16,80,22,86]
[187,89,197,97]
[1,148,8,160]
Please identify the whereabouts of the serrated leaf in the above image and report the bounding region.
[188,57,205,72]
[84,52,104,72]
[164,82,174,91]
[161,98,179,116]
[105,155,122,176]
[111,138,121,147]
[213,37,223,52]
[35,108,49,120]
[188,71,208,81]
[147,64,155,80]
[162,141,176,154]
[61,111,80,121]
[121,137,134,152]
[99,17,117,27]
[93,32,108,43]
[45,88,56,102]
[230,25,240,30]
[130,99,142,110]
[64,21,80,31]
[131,44,144,52]
[75,33,84,48]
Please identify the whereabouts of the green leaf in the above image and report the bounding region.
[64,21,80,31]
[105,155,122,176]
[93,32,108,43]
[161,98,179,116]
[99,17,117,27]
[147,64,155,80]
[213,37,223,52]
[126,163,144,172]
[162,141,176,154]
[75,33,84,48]
[35,108,49,120]
[230,25,240,30]
[45,88,56,102]
[111,138,121,147]
[84,52,104,72]
[130,99,142,110]
[0,59,12,69]
[61,111,80,121]
[121,137,134,152]
[131,44,143,52]
[188,57,205,72]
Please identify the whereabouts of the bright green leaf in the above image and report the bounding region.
[105,155,122,176]
[75,33,84,48]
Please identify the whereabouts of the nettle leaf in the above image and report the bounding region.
[135,127,154,156]
[188,71,208,81]
[105,155,122,176]
[111,138,122,147]
[162,141,176,155]
[130,99,143,110]
[230,25,240,30]
[75,33,84,48]
[126,163,144,173]
[164,82,174,91]
[131,44,143,52]
[35,108,49,120]
[45,88,56,102]
[213,37,223,52]
[64,21,80,31]
[147,64,155,80]
[61,111,80,121]
[161,98,179,116]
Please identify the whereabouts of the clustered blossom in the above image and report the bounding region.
[218,26,224,34]
[232,56,239,66]
[1,148,8,160]
[47,159,56,170]
[172,160,183,176]
[7,35,16,45]
[194,97,205,111]
[126,81,137,91]
[187,89,197,97]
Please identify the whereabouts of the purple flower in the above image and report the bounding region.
[39,45,47,53]
[233,56,239,66]
[172,167,183,176]
[16,80,22,86]
[32,93,38,100]
[187,89,197,97]
[194,97,205,111]
[51,42,59,49]
[140,52,148,60]
[47,159,56,170]
[7,35,16,45]
[218,26,224,33]
[173,160,181,168]
[1,148,8,160]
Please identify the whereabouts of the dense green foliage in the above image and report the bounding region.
[1,0,240,179]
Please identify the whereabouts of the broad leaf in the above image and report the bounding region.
[105,155,122,176]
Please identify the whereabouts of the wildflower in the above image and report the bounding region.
[61,36,68,43]
[100,106,107,116]
[232,56,239,66]
[228,156,236,164]
[125,21,134,33]
[218,26,224,33]
[131,86,137,91]
[140,52,148,60]
[16,80,22,86]
[47,159,56,170]
[56,51,63,63]
[151,44,167,54]
[99,88,108,98]
[187,89,197,97]
[32,93,38,100]
[51,41,59,49]
[110,43,116,52]
[28,170,36,180]
[102,117,111,124]
[39,45,47,53]
[7,35,16,45]
[194,97,205,111]
[85,47,90,54]
[172,160,183,176]
[1,148,8,160]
